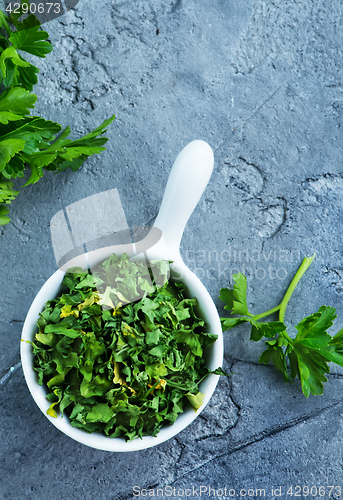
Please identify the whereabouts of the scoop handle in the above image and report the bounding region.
[153,140,214,258]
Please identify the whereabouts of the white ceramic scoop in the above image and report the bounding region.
[21,140,223,452]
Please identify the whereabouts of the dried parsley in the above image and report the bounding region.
[30,253,226,441]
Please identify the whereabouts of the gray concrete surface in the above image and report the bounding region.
[1,0,343,498]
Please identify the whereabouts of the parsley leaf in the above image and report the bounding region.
[0,204,10,224]
[293,306,335,349]
[0,87,36,124]
[219,272,250,316]
[10,23,53,58]
[0,137,25,169]
[323,329,343,366]
[0,45,31,78]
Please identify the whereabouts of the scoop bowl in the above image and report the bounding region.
[21,140,223,452]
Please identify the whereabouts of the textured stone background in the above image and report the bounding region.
[1,0,343,498]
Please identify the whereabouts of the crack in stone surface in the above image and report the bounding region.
[169,398,343,485]
[194,382,242,444]
[224,158,264,198]
[180,359,239,444]
[225,362,242,428]
[238,156,267,192]
[223,153,288,241]
[260,197,288,241]
[214,84,284,155]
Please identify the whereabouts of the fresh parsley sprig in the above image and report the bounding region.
[220,254,343,397]
[0,4,115,225]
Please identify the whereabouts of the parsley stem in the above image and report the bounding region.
[278,254,316,323]
[252,305,281,321]
[1,14,11,37]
